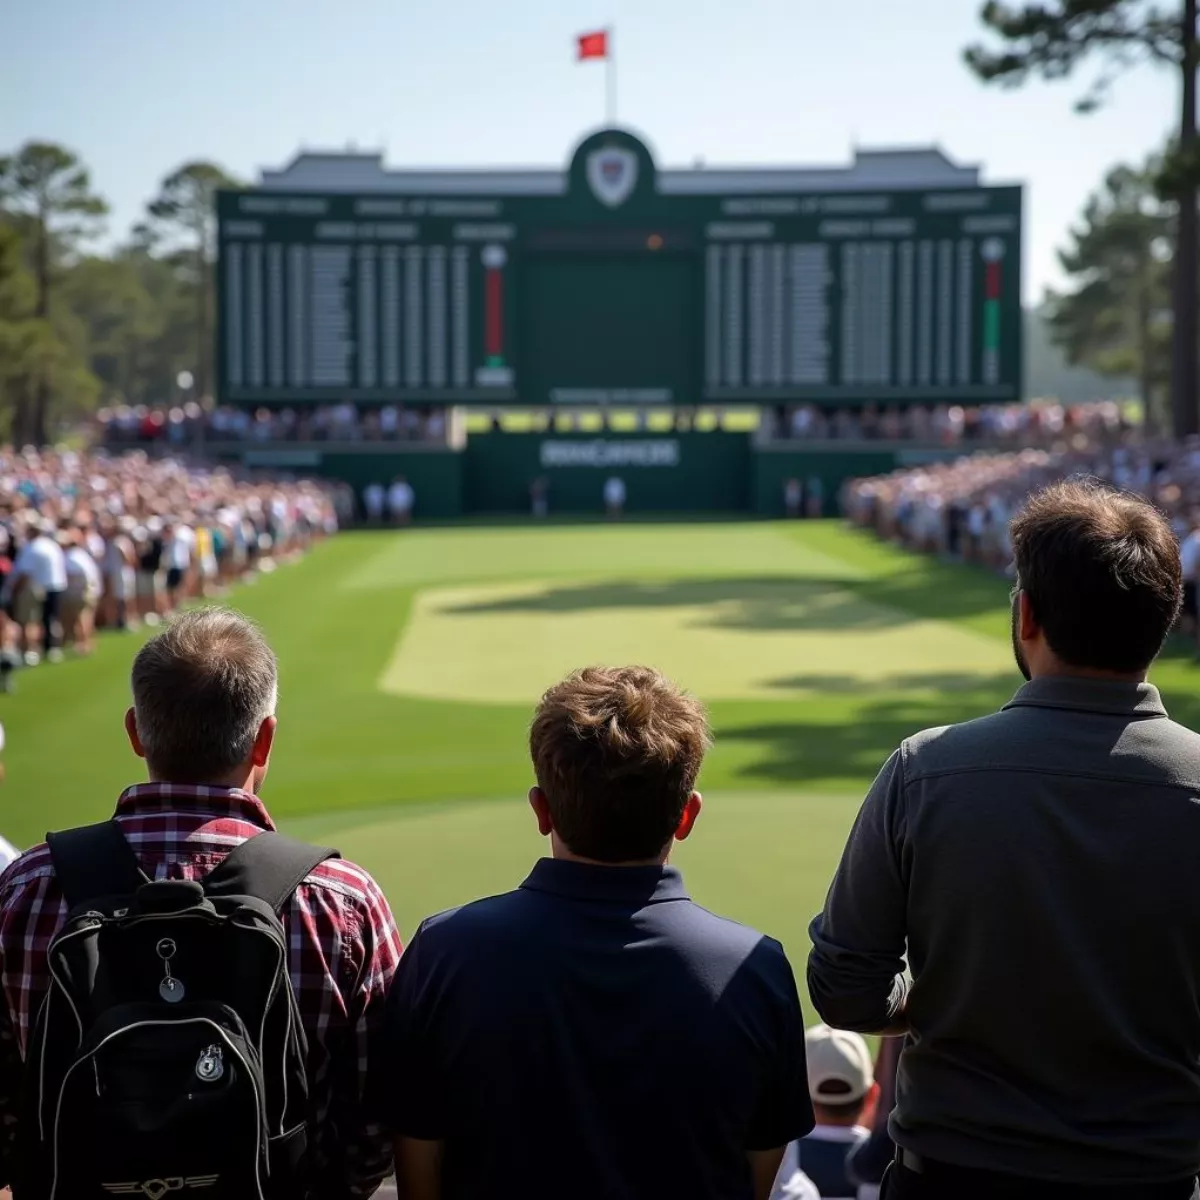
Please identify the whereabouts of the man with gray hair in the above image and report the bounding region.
[0,608,403,1198]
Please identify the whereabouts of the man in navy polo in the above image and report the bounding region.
[376,665,813,1200]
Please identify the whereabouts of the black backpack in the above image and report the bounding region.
[15,820,338,1200]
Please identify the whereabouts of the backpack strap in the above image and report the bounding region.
[47,820,149,910]
[203,832,340,914]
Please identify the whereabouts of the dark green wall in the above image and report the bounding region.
[213,446,465,518]
[752,445,963,515]
[210,436,966,519]
[465,432,751,513]
[321,452,463,518]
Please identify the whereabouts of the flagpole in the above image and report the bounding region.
[606,24,617,126]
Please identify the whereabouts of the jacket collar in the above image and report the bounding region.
[1003,677,1167,719]
[114,783,277,830]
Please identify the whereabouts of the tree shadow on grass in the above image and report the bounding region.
[839,562,1010,626]
[717,671,1020,789]
[763,671,1013,696]
[1154,631,1200,666]
[1155,682,1200,734]
[437,575,1005,634]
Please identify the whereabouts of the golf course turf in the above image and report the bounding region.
[8,518,1200,1007]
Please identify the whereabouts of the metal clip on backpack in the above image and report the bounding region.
[16,820,338,1200]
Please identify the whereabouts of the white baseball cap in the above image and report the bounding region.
[805,1024,874,1104]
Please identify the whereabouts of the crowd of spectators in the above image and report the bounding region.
[98,401,449,447]
[103,399,1137,451]
[843,439,1200,589]
[765,399,1133,446]
[0,446,346,679]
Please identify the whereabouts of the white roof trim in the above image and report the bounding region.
[258,146,985,195]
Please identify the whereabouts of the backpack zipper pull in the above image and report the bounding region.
[157,937,185,1003]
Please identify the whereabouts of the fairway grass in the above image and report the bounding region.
[8,518,1200,961]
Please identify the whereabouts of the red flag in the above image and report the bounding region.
[577,30,608,60]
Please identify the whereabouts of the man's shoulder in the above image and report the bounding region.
[412,889,793,1003]
[413,887,530,943]
[673,897,786,959]
[680,905,797,999]
[899,702,1200,783]
[1160,715,1200,750]
[0,842,55,894]
[0,842,395,929]
[416,884,781,947]
[899,707,1026,780]
[297,855,393,922]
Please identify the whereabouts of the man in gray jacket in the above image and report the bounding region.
[809,477,1200,1199]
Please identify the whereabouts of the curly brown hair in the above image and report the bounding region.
[530,666,712,862]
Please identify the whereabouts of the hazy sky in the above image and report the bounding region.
[3,0,1175,301]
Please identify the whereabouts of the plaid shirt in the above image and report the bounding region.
[0,784,403,1199]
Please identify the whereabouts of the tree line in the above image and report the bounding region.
[0,144,237,446]
[967,1,1197,436]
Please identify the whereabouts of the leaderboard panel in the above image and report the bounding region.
[701,187,1022,403]
[217,194,516,403]
[216,137,1021,408]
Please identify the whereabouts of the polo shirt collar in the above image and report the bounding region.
[1004,676,1167,718]
[806,1124,871,1143]
[114,783,278,830]
[520,857,689,904]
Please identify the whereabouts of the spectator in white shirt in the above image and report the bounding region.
[9,523,68,664]
[966,503,988,563]
[62,531,103,656]
[363,482,385,525]
[387,477,415,526]
[163,522,195,609]
[102,520,137,632]
[604,475,626,519]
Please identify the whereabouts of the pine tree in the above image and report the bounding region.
[147,162,241,403]
[0,143,108,443]
[966,1,1198,437]
[1046,163,1171,427]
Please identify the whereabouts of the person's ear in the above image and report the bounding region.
[674,792,703,842]
[860,1079,883,1127]
[125,707,146,760]
[1018,589,1039,642]
[529,787,554,837]
[251,716,277,768]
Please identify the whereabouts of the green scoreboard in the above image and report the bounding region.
[216,129,1022,407]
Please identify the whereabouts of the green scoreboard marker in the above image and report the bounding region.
[216,130,1023,407]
